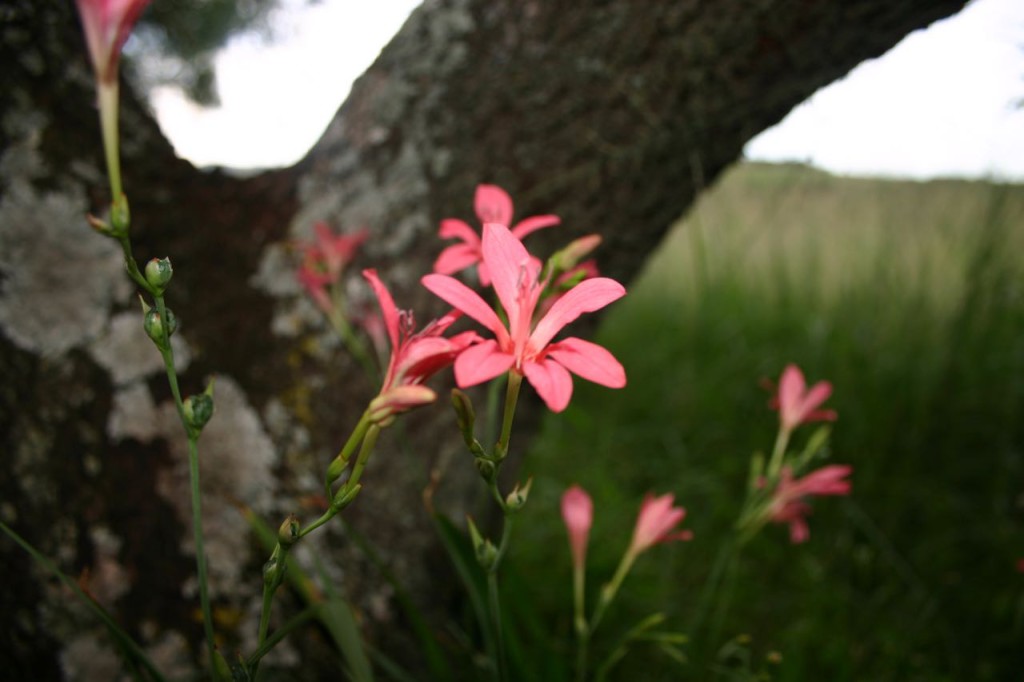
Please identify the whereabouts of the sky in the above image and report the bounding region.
[150,0,1024,179]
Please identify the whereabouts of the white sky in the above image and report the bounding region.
[151,0,1024,179]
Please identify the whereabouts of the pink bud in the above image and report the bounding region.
[561,485,593,570]
[75,0,152,83]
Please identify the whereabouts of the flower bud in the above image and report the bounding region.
[467,516,497,570]
[451,389,476,440]
[183,387,214,435]
[331,483,362,512]
[474,457,496,483]
[551,234,601,273]
[505,478,533,512]
[262,554,287,589]
[278,514,300,548]
[143,307,177,348]
[110,194,130,237]
[144,257,173,293]
[325,453,349,487]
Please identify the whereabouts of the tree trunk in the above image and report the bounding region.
[0,0,966,678]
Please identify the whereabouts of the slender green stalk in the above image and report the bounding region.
[0,521,169,682]
[186,436,219,676]
[573,560,587,682]
[98,82,122,200]
[765,426,791,481]
[487,570,508,682]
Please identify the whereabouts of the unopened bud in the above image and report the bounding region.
[143,307,177,348]
[262,554,286,589]
[552,234,602,273]
[183,385,214,436]
[451,389,476,439]
[144,257,173,293]
[110,194,130,235]
[331,483,362,511]
[278,514,300,548]
[325,454,349,486]
[466,516,498,570]
[505,478,533,512]
[474,457,496,483]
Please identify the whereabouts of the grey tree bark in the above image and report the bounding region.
[0,0,967,678]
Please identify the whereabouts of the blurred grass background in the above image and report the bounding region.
[504,162,1024,680]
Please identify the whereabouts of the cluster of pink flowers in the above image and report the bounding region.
[297,185,626,415]
[768,364,851,543]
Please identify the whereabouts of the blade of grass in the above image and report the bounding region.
[0,520,168,682]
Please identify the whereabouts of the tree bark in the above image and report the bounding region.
[0,0,967,678]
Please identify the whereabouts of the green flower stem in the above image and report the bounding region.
[572,561,587,682]
[497,372,522,455]
[151,293,220,681]
[574,548,640,682]
[487,570,508,682]
[98,81,122,201]
[480,372,523,682]
[346,423,381,492]
[766,426,792,481]
[325,410,372,496]
[186,435,220,679]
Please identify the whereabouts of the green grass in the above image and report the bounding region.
[507,162,1024,681]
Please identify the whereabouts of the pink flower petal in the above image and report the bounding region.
[523,357,574,412]
[433,244,481,275]
[475,184,514,225]
[481,223,537,332]
[546,337,626,389]
[363,269,400,349]
[454,340,515,387]
[438,218,481,244]
[421,273,510,344]
[511,214,561,239]
[530,278,626,350]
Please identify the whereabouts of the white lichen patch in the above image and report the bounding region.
[0,179,130,355]
[154,375,279,602]
[108,382,160,442]
[60,632,123,682]
[89,311,191,387]
[84,526,130,608]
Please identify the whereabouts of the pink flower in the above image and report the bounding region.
[295,223,367,312]
[422,223,626,413]
[561,486,594,570]
[628,493,693,556]
[363,269,480,422]
[769,465,852,543]
[297,265,334,314]
[75,0,152,83]
[433,184,560,286]
[775,364,837,432]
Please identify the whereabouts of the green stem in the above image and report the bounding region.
[186,435,219,678]
[573,562,587,682]
[590,549,637,635]
[497,372,522,454]
[765,426,791,481]
[98,81,122,201]
[487,570,508,682]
